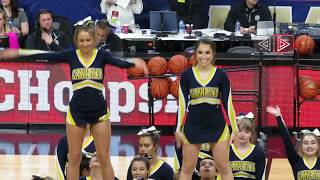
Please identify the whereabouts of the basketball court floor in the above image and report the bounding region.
[0,129,294,179]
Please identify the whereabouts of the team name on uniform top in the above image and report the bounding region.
[189,87,219,99]
[298,170,320,180]
[230,161,256,172]
[72,68,103,80]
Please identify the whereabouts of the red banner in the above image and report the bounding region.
[1,62,319,127]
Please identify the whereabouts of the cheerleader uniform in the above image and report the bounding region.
[56,135,95,180]
[176,66,238,144]
[174,143,212,172]
[276,116,320,180]
[126,159,174,180]
[23,49,134,126]
[229,143,266,179]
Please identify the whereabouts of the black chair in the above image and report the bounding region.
[227,46,256,55]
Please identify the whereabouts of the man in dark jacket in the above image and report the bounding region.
[170,0,206,29]
[224,0,271,34]
[25,9,70,51]
[95,19,122,52]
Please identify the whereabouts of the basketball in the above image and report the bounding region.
[147,56,168,76]
[168,55,189,74]
[299,78,318,99]
[295,35,315,56]
[189,54,197,67]
[127,59,145,78]
[170,79,180,99]
[150,78,170,99]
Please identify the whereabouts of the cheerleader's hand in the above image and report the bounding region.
[266,105,281,117]
[0,48,20,60]
[132,58,149,76]
[175,132,183,148]
[229,132,236,144]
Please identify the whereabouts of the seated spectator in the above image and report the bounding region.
[130,156,150,180]
[127,126,174,180]
[0,9,19,48]
[224,0,271,34]
[95,19,122,51]
[25,9,70,51]
[1,0,29,36]
[170,0,206,29]
[100,0,143,31]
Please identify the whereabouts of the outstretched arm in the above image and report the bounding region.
[266,106,299,164]
[0,49,71,62]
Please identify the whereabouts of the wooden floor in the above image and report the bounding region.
[0,155,293,179]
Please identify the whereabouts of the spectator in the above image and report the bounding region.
[0,0,29,36]
[100,0,143,31]
[95,19,122,51]
[170,0,206,29]
[25,9,70,51]
[0,9,19,48]
[224,0,271,33]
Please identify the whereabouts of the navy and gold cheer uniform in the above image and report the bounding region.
[24,49,134,126]
[174,143,212,179]
[230,143,266,179]
[126,159,174,180]
[276,116,320,180]
[176,66,238,144]
[56,135,95,180]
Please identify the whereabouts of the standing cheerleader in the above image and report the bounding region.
[175,39,238,180]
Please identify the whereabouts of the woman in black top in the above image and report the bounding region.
[267,106,320,180]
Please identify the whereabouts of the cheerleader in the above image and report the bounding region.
[126,126,174,180]
[0,20,148,180]
[175,39,238,180]
[230,112,266,179]
[267,106,320,180]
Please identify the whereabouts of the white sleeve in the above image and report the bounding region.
[131,0,143,14]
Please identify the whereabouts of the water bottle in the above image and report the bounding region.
[178,20,185,34]
[235,20,241,36]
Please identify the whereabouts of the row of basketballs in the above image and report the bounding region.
[127,54,196,99]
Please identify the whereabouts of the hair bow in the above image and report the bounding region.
[300,128,320,137]
[73,16,92,26]
[82,150,96,158]
[137,126,160,136]
[236,112,254,121]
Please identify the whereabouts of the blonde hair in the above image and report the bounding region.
[73,21,96,47]
[297,133,320,157]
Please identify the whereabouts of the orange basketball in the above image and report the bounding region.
[127,59,145,78]
[295,35,315,56]
[189,54,197,67]
[170,79,180,99]
[147,56,168,76]
[299,78,318,99]
[168,55,189,74]
[150,78,170,99]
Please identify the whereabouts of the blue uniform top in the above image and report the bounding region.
[230,143,266,179]
[176,66,238,144]
[276,116,320,180]
[126,159,174,180]
[24,49,134,125]
[56,135,95,180]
